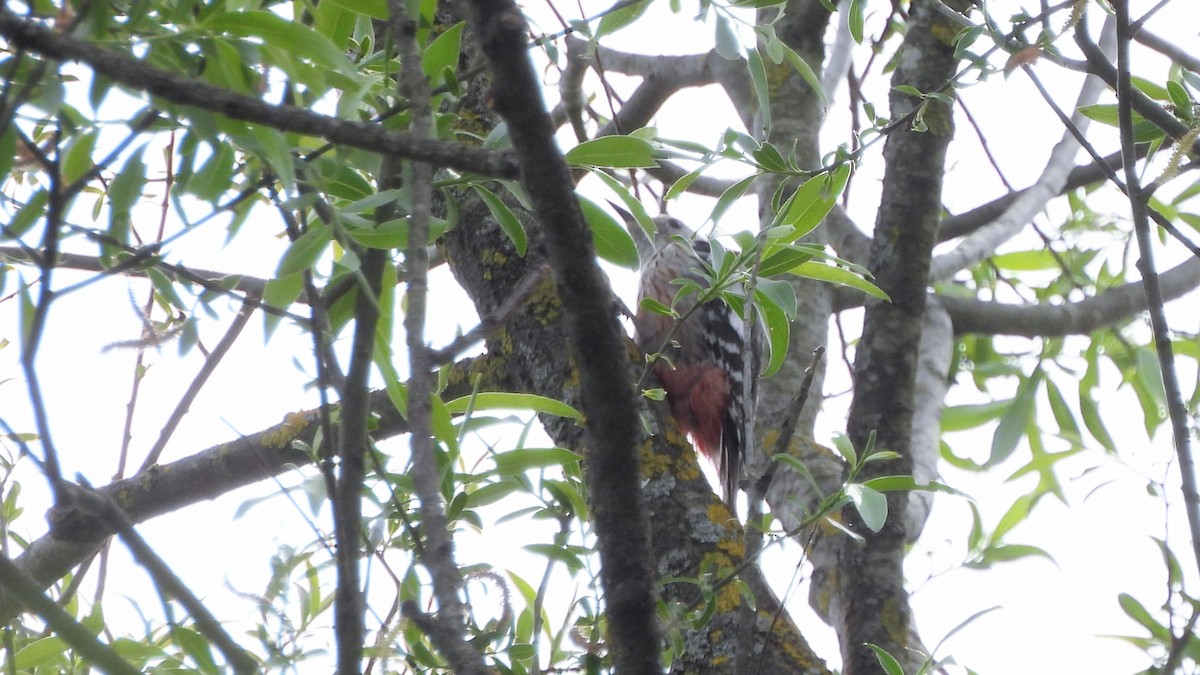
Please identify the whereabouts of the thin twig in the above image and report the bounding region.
[391,0,486,670]
[1113,0,1200,585]
[22,133,64,500]
[137,296,257,472]
[0,554,140,675]
[0,8,518,179]
[1021,64,1200,261]
[62,481,258,674]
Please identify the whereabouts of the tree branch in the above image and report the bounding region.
[0,8,518,179]
[936,147,1132,242]
[0,369,453,624]
[1131,26,1200,74]
[929,17,1112,282]
[1074,15,1200,155]
[939,256,1200,336]
[63,483,258,673]
[391,0,488,671]
[0,555,140,675]
[839,0,956,670]
[466,0,662,671]
[1113,0,1200,581]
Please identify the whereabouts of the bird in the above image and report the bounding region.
[622,210,757,509]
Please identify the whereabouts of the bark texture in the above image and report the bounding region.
[835,0,963,671]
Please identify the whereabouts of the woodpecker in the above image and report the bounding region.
[625,213,756,508]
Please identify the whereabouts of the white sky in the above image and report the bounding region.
[1,0,1198,673]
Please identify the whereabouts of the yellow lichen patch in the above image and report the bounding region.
[479,249,509,280]
[881,595,910,646]
[711,569,742,614]
[760,428,780,453]
[764,59,792,93]
[488,326,515,357]
[699,549,743,614]
[930,15,963,46]
[715,532,745,560]
[261,411,312,448]
[673,443,702,481]
[526,280,562,326]
[640,439,673,478]
[454,109,491,143]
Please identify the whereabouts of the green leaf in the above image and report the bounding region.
[664,166,707,201]
[262,273,304,314]
[346,215,451,250]
[865,644,905,675]
[1167,81,1193,119]
[790,261,888,300]
[747,47,771,132]
[754,276,796,319]
[578,195,639,269]
[989,368,1041,466]
[444,392,581,419]
[63,130,97,184]
[758,243,818,277]
[968,543,1056,568]
[779,42,827,107]
[709,175,758,226]
[473,185,527,255]
[770,454,823,494]
[429,393,458,456]
[991,493,1035,543]
[323,0,388,18]
[566,136,658,169]
[846,484,887,532]
[596,0,651,38]
[831,432,857,466]
[1078,104,1165,142]
[639,296,675,317]
[591,170,657,239]
[714,14,741,60]
[1078,391,1114,453]
[277,224,332,277]
[319,159,374,202]
[941,400,1011,432]
[174,625,219,673]
[1118,593,1170,640]
[991,248,1059,271]
[202,11,355,75]
[462,480,522,509]
[775,163,850,240]
[0,127,16,186]
[847,0,865,43]
[752,142,789,174]
[188,141,236,201]
[13,637,69,669]
[493,447,582,475]
[107,147,147,242]
[1044,378,1081,443]
[422,22,464,81]
[753,285,791,377]
[1131,76,1170,101]
[203,38,255,92]
[862,475,966,498]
